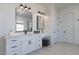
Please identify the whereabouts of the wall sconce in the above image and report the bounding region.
[19,4,24,9]
[38,11,41,14]
[38,11,44,15]
[28,7,31,12]
[24,6,28,11]
[17,4,32,12]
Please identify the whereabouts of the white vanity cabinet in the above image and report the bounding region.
[21,37,32,55]
[34,35,42,49]
[22,35,42,55]
[5,34,43,55]
[6,37,21,55]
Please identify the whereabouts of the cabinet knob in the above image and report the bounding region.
[28,41,31,44]
[63,31,66,33]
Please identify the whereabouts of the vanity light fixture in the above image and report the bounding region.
[16,4,32,13]
[20,4,24,9]
[41,12,44,15]
[28,7,31,12]
[38,11,44,15]
[38,11,41,13]
[24,6,28,11]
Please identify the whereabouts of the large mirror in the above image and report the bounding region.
[15,7,32,32]
[37,15,44,30]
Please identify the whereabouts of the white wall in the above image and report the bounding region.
[0,3,16,36]
[39,4,59,45]
[48,4,58,45]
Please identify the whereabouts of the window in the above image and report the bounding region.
[16,15,25,32]
[16,23,24,32]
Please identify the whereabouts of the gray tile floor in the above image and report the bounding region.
[29,42,79,55]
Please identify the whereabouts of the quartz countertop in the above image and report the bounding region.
[3,32,50,39]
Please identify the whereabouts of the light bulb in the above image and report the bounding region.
[28,7,31,12]
[24,6,27,11]
[20,4,24,9]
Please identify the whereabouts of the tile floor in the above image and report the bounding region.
[29,42,79,55]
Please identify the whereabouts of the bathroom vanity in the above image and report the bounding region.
[0,33,49,55]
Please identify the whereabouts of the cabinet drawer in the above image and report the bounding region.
[7,43,21,49]
[36,40,42,44]
[7,45,17,51]
[6,39,21,47]
[7,39,17,44]
[7,37,21,43]
[7,42,19,48]
[12,53,18,55]
[6,50,21,55]
[6,45,21,55]
[6,42,21,52]
[38,44,42,46]
[6,37,22,55]
[38,39,42,42]
[37,43,42,48]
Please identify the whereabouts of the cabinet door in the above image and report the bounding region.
[33,36,42,50]
[22,37,34,55]
[30,36,37,50]
[62,12,74,43]
[22,36,42,55]
[74,11,79,44]
[22,37,29,55]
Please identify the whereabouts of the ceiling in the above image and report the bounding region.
[40,3,79,9]
[54,3,79,8]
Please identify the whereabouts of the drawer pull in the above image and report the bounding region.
[12,46,17,48]
[13,53,17,55]
[63,31,66,33]
[12,40,17,42]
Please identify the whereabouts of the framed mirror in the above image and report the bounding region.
[15,7,32,32]
[37,15,44,30]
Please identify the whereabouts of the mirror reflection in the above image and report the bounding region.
[15,8,32,32]
[37,15,44,30]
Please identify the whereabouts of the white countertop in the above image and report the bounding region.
[2,32,50,39]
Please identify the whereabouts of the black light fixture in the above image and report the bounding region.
[38,11,44,15]
[20,4,24,9]
[28,7,31,12]
[38,11,40,13]
[16,4,32,12]
[28,7,31,10]
[24,6,27,8]
[20,4,23,6]
[24,6,27,10]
